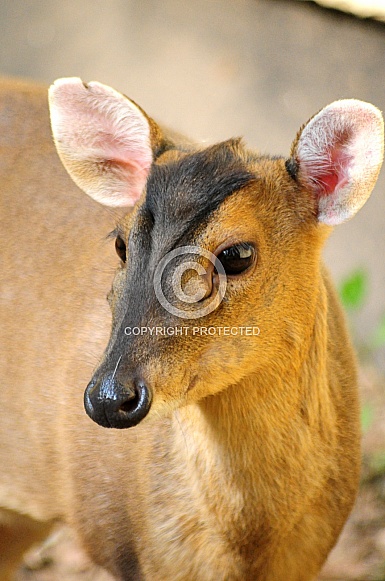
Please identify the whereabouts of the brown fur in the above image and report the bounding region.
[0,78,362,580]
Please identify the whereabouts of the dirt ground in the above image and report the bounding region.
[12,364,385,581]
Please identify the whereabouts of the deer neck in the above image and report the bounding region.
[171,283,334,529]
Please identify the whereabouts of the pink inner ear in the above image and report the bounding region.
[49,78,154,207]
[315,145,351,196]
[294,99,384,225]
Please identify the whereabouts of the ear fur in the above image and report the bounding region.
[288,99,384,225]
[49,77,156,207]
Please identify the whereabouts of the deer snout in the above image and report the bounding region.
[84,373,152,429]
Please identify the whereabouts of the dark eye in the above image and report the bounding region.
[115,235,126,263]
[217,243,255,276]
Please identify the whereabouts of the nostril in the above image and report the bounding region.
[116,384,137,412]
[119,396,137,413]
[118,380,152,415]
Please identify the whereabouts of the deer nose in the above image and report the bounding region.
[84,373,152,429]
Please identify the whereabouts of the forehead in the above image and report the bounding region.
[120,139,316,253]
[143,139,256,238]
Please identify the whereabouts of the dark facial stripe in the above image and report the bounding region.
[145,139,256,239]
[106,139,257,341]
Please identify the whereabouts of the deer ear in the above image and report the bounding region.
[49,78,154,207]
[287,100,384,225]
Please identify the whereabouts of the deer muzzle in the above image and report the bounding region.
[84,373,152,429]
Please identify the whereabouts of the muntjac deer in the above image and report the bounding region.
[0,76,384,581]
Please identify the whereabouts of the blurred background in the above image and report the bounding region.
[1,1,384,579]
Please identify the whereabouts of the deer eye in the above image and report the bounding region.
[217,243,255,276]
[115,235,127,263]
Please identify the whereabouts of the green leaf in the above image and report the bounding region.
[339,269,367,310]
[372,312,385,348]
[361,402,374,433]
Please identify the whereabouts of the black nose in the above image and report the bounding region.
[84,373,152,429]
